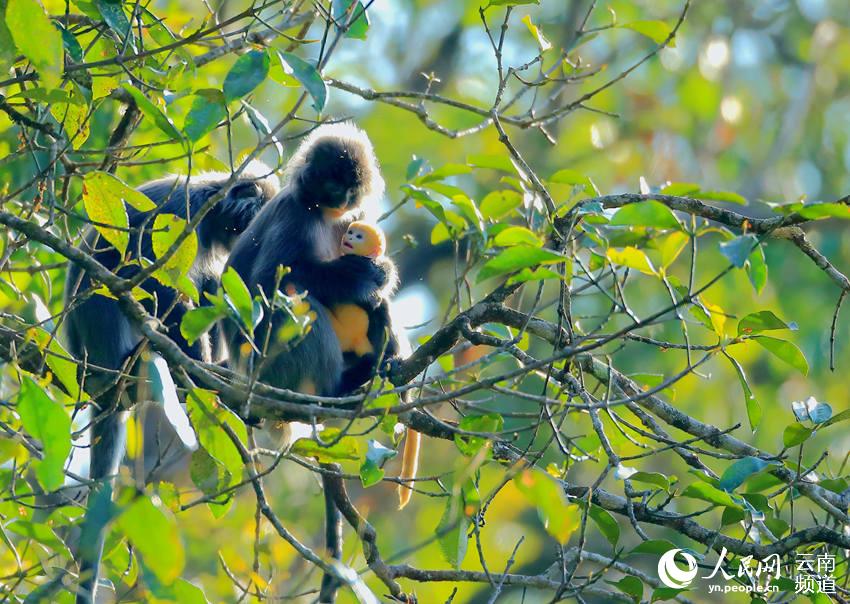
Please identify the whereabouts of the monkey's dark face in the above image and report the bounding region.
[298,137,369,216]
[201,181,268,250]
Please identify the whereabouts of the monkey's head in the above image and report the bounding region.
[285,122,385,221]
[341,221,385,259]
[202,161,280,251]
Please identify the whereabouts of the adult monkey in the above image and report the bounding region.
[65,164,278,604]
[224,123,396,601]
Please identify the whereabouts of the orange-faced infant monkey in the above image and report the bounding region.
[329,221,420,508]
[328,221,398,387]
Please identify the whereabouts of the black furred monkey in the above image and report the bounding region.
[224,123,394,602]
[64,163,278,604]
[225,123,393,396]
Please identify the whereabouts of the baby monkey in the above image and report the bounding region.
[331,222,420,510]
[330,221,399,390]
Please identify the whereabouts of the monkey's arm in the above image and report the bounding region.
[289,255,395,306]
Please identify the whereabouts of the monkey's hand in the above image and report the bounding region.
[340,254,392,288]
[379,355,403,380]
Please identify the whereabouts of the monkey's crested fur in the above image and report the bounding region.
[283,121,385,214]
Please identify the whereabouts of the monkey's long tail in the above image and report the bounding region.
[397,429,421,510]
[318,468,343,603]
[76,409,128,604]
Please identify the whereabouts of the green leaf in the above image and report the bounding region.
[122,85,183,142]
[291,428,360,462]
[117,496,184,585]
[278,52,328,112]
[59,24,83,63]
[466,154,515,173]
[737,311,792,336]
[27,326,86,401]
[606,247,656,275]
[659,231,689,269]
[436,497,469,569]
[695,190,747,205]
[332,0,370,39]
[652,587,689,602]
[627,539,677,556]
[479,190,522,220]
[6,0,63,88]
[84,171,156,212]
[154,578,211,604]
[0,0,16,72]
[660,182,700,196]
[7,520,69,554]
[359,440,396,488]
[477,245,565,282]
[183,89,226,143]
[725,353,761,431]
[223,50,270,102]
[152,214,198,279]
[681,482,741,509]
[49,82,90,148]
[186,389,246,488]
[629,471,670,491]
[418,163,473,183]
[45,336,85,401]
[608,575,643,603]
[180,306,225,346]
[791,202,850,219]
[17,378,71,491]
[746,244,768,294]
[549,168,598,194]
[587,504,619,547]
[719,234,758,268]
[783,423,813,447]
[221,266,254,332]
[822,408,850,429]
[493,226,543,247]
[82,173,129,256]
[95,0,134,49]
[754,336,808,375]
[514,468,579,543]
[190,447,232,513]
[718,457,773,492]
[622,20,674,45]
[610,200,680,229]
[405,155,427,180]
[505,266,563,285]
[454,413,502,457]
[242,101,284,162]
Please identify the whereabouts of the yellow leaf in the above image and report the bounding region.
[521,14,552,51]
[606,246,656,275]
